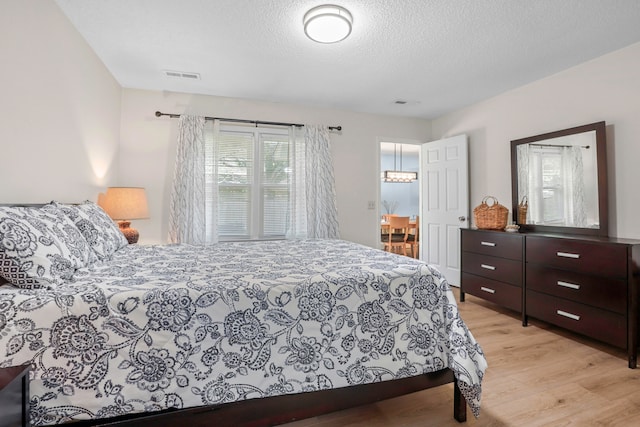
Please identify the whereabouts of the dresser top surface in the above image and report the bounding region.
[464,228,640,246]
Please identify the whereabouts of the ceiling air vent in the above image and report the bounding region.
[163,70,201,80]
[393,100,421,106]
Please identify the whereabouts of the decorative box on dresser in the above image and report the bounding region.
[524,233,640,369]
[460,228,525,316]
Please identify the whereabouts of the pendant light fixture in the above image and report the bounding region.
[303,5,353,44]
[383,144,418,183]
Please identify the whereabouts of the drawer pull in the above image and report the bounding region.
[556,310,580,321]
[480,287,496,294]
[557,251,580,259]
[557,280,580,290]
[480,264,496,270]
[480,241,496,247]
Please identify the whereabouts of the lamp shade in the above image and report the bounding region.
[99,187,149,220]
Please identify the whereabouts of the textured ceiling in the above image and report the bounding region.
[54,0,640,119]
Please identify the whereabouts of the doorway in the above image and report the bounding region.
[378,136,469,286]
[379,141,421,254]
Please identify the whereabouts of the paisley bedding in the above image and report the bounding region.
[0,239,486,425]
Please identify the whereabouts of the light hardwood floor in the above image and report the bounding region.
[283,287,640,427]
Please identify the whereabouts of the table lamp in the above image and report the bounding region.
[99,187,149,244]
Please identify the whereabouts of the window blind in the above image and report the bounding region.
[209,126,292,240]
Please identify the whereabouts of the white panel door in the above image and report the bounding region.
[420,134,469,286]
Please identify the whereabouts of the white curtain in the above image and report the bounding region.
[302,125,340,239]
[516,144,529,202]
[204,120,219,243]
[286,126,308,239]
[170,120,339,243]
[518,144,545,224]
[168,115,207,244]
[562,146,586,227]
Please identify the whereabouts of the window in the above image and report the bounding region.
[529,147,566,225]
[207,125,293,241]
[540,152,564,223]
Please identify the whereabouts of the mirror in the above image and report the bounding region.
[510,121,608,236]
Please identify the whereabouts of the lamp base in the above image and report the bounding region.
[117,221,139,244]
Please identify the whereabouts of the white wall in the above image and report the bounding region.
[0,1,431,248]
[431,42,640,239]
[0,1,121,203]
[119,89,431,246]
[7,2,638,243]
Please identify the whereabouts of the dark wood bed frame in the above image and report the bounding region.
[0,204,467,426]
[66,370,465,426]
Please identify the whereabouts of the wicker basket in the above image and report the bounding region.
[473,196,509,230]
[517,196,528,224]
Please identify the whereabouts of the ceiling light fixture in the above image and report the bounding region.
[303,4,353,44]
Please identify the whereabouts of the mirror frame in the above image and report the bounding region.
[510,121,608,236]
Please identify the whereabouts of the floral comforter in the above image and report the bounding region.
[0,239,486,425]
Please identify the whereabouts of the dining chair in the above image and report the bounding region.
[380,213,399,241]
[406,216,419,258]
[381,216,410,256]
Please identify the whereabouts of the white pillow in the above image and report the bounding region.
[55,201,128,261]
[0,205,92,289]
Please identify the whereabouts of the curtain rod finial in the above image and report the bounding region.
[155,111,162,117]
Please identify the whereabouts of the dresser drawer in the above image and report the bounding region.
[526,264,627,314]
[462,252,523,286]
[462,273,522,312]
[462,230,523,260]
[526,290,626,348]
[526,236,627,278]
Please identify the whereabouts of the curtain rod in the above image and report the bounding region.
[530,143,590,149]
[155,111,342,131]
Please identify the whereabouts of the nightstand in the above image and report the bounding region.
[0,364,30,427]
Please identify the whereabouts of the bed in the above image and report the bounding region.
[0,202,486,426]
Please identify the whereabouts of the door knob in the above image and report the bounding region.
[458,216,466,222]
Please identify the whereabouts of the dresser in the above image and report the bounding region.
[460,228,525,315]
[460,228,640,368]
